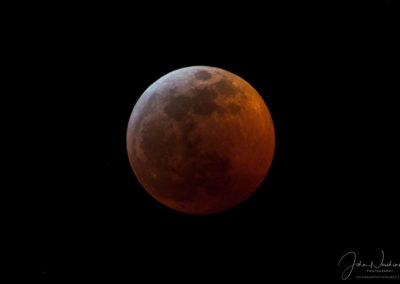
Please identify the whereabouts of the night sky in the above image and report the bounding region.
[15,1,399,281]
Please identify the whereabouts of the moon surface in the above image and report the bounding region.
[127,66,275,214]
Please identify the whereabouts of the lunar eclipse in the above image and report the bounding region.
[126,66,275,214]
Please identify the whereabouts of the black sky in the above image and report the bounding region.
[13,1,399,281]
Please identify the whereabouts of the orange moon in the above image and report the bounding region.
[126,66,275,214]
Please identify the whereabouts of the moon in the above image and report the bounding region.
[126,66,275,214]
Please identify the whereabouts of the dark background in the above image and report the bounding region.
[15,0,398,281]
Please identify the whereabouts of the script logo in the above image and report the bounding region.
[338,250,400,280]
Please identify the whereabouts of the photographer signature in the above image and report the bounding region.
[338,250,400,280]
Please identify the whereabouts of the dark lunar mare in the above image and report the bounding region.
[136,77,239,202]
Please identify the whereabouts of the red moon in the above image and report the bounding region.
[126,66,275,214]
